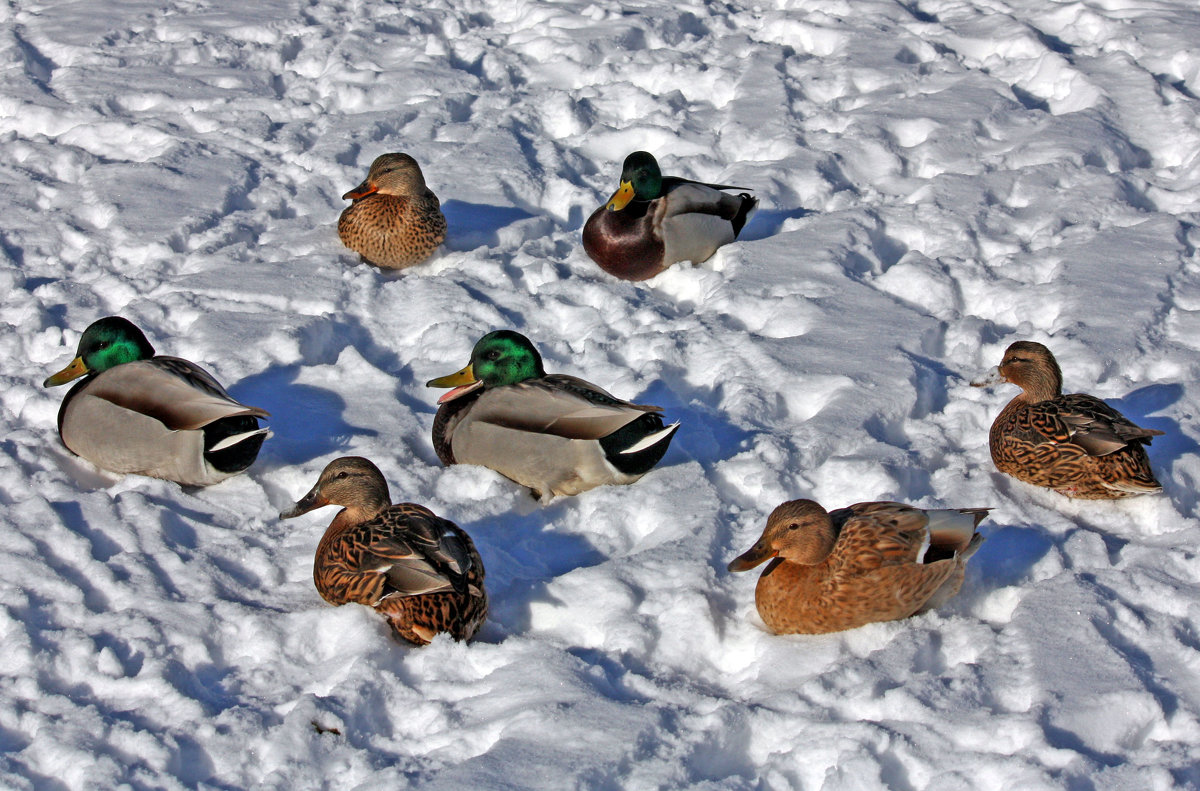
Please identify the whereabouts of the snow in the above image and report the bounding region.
[2,0,1199,788]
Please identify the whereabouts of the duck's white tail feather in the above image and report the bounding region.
[620,422,680,454]
[209,428,272,453]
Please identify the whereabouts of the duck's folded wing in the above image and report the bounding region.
[829,503,930,573]
[83,358,269,431]
[468,376,661,440]
[373,508,477,596]
[660,181,751,220]
[354,532,458,598]
[1057,394,1164,456]
[394,508,477,577]
[663,176,751,193]
[379,558,458,598]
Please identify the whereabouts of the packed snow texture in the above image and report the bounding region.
[2,0,1200,788]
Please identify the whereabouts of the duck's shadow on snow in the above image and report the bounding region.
[460,500,607,642]
[441,199,537,250]
[226,312,443,467]
[39,445,122,491]
[971,523,1055,589]
[229,366,377,467]
[637,377,754,469]
[739,206,812,242]
[1109,383,1197,513]
[463,380,751,641]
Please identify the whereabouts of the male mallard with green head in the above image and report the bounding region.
[42,316,270,486]
[582,151,757,281]
[426,330,679,499]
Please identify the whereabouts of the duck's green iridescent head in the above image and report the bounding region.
[426,330,545,404]
[43,316,156,387]
[606,151,663,211]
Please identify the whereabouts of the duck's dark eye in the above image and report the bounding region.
[486,350,501,360]
[788,523,800,531]
[335,471,349,480]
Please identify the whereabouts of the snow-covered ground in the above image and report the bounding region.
[2,0,1199,787]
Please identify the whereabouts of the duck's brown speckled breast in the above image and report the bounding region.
[338,192,446,269]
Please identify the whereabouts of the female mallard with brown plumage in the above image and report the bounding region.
[582,151,757,281]
[728,499,988,635]
[42,316,270,486]
[280,457,487,646]
[972,341,1163,499]
[426,330,679,500]
[338,152,447,270]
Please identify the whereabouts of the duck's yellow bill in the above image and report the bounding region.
[605,180,636,211]
[43,356,88,387]
[427,364,476,388]
[427,364,484,404]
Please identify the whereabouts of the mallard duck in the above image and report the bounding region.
[971,341,1163,499]
[425,330,679,500]
[280,456,488,645]
[42,316,270,486]
[338,152,447,269]
[582,151,758,281]
[728,499,988,635]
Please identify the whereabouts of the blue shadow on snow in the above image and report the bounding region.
[441,199,536,250]
[739,205,813,242]
[459,501,607,643]
[229,365,377,468]
[1109,383,1200,514]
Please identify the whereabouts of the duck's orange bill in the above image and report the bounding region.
[605,180,636,211]
[342,181,379,201]
[426,364,484,404]
[43,356,88,387]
